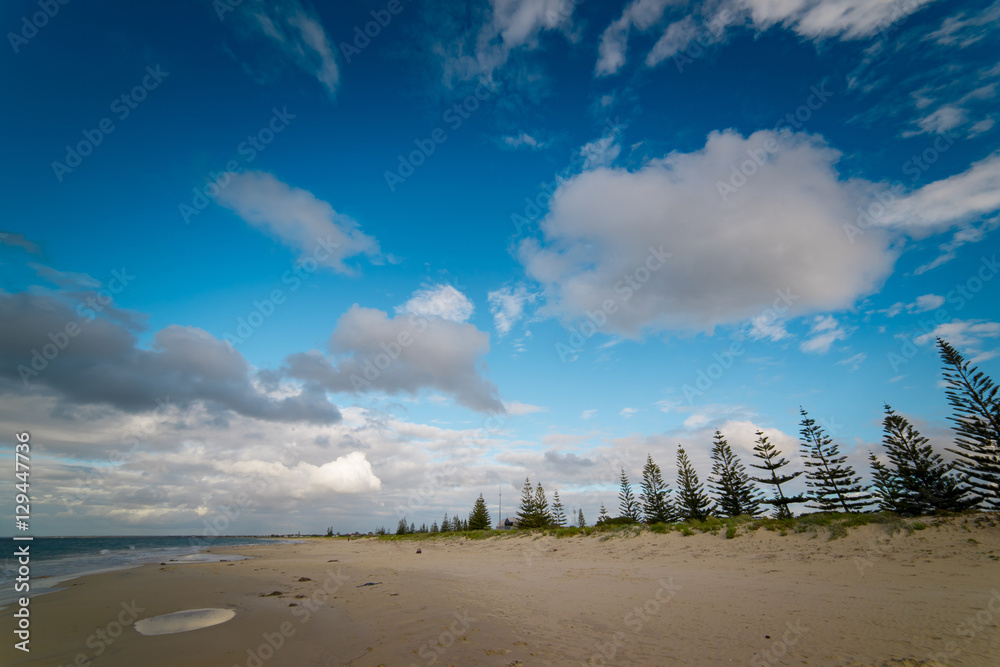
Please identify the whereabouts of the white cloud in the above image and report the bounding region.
[579,134,622,170]
[906,105,968,136]
[741,0,938,41]
[646,16,702,67]
[914,319,1000,362]
[605,0,938,76]
[968,118,996,137]
[800,316,848,354]
[596,0,678,76]
[501,133,544,150]
[441,0,577,85]
[619,407,638,418]
[881,293,945,316]
[880,152,1000,235]
[216,171,380,274]
[504,401,547,415]
[748,314,790,342]
[836,352,866,371]
[519,129,895,337]
[682,412,709,429]
[925,1,1000,47]
[229,451,381,496]
[238,0,341,96]
[488,284,537,336]
[396,284,475,323]
[283,305,502,412]
[581,409,597,420]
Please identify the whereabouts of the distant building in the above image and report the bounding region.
[497,517,517,530]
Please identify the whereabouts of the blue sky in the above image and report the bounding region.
[1,0,999,535]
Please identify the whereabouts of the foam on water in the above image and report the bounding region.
[134,608,236,636]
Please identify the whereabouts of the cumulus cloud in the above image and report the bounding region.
[396,284,475,323]
[216,171,381,274]
[233,0,341,96]
[488,284,537,336]
[228,451,381,496]
[519,129,895,337]
[581,409,597,420]
[836,352,866,371]
[0,291,340,423]
[283,305,503,412]
[620,407,638,418]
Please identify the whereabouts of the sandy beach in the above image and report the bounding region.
[4,516,999,667]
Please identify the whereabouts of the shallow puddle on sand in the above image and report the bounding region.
[134,608,236,636]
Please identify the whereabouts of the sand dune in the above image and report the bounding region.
[3,516,998,666]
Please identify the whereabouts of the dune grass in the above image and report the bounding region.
[367,511,993,543]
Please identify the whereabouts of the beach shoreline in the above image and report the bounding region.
[3,516,999,666]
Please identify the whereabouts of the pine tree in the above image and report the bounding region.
[869,452,908,513]
[598,502,609,523]
[441,514,450,532]
[430,521,438,533]
[708,431,762,517]
[533,483,552,527]
[799,408,872,512]
[469,493,491,530]
[880,404,978,513]
[409,521,416,533]
[551,490,567,527]
[749,429,806,518]
[396,517,409,535]
[419,523,428,533]
[675,445,713,520]
[938,338,1000,509]
[515,478,535,528]
[577,508,586,528]
[640,454,674,524]
[618,468,641,522]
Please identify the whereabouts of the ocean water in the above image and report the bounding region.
[1,536,282,607]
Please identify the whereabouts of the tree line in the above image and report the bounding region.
[374,339,998,534]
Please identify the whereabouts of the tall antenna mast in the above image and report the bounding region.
[498,485,502,529]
